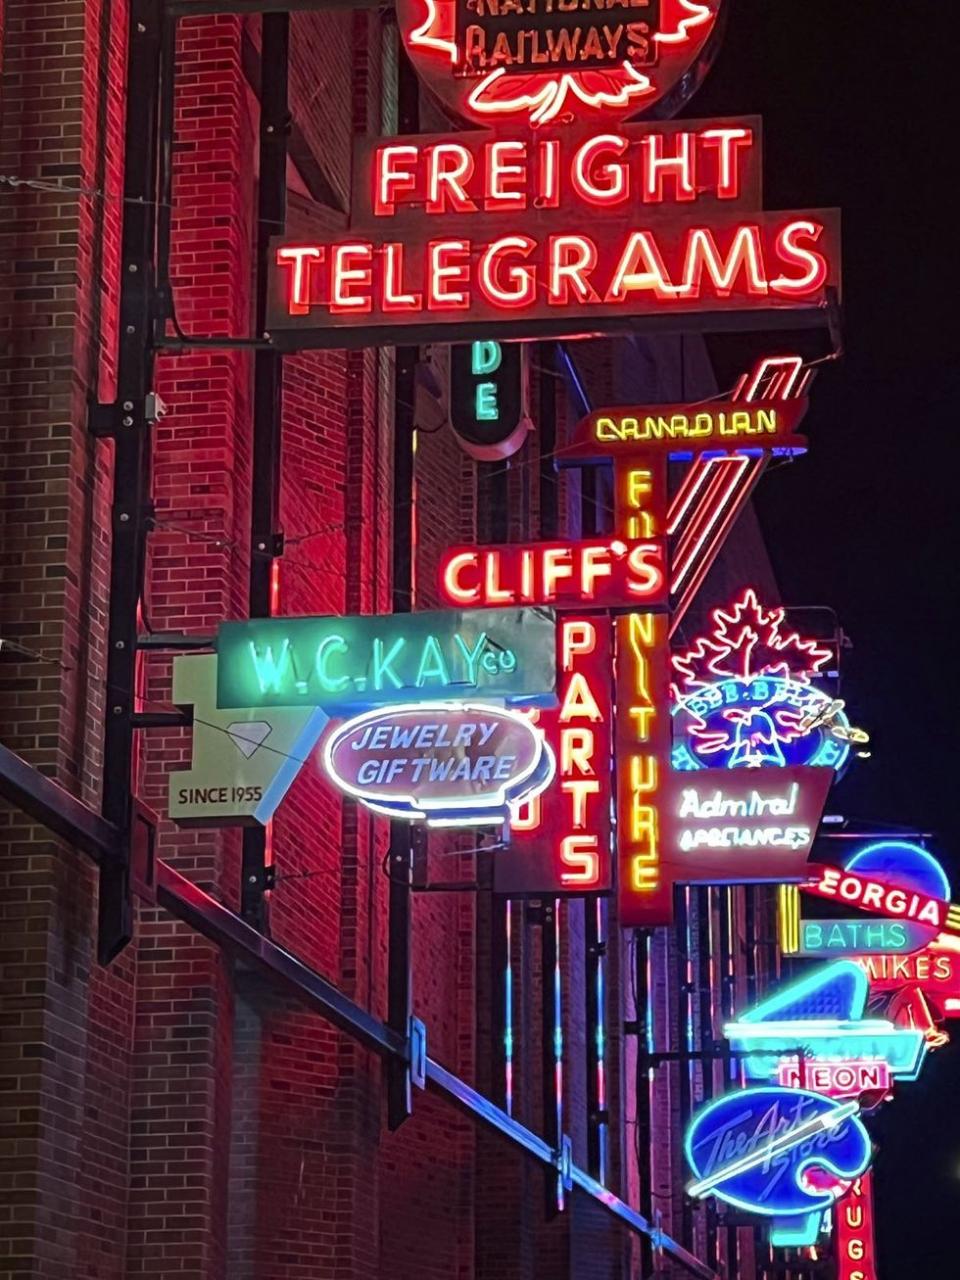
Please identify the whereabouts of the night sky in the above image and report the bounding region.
[692,3,960,1271]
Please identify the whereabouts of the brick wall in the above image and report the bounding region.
[1,8,780,1280]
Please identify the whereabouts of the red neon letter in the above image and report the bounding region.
[771,220,829,295]
[537,139,560,209]
[679,226,767,297]
[276,245,321,315]
[641,132,696,203]
[560,835,599,886]
[486,141,528,207]
[547,235,599,304]
[700,127,753,199]
[427,239,471,309]
[478,236,536,308]
[607,232,680,301]
[426,143,477,214]
[442,552,481,604]
[374,144,419,216]
[571,134,629,205]
[382,243,422,312]
[330,243,373,312]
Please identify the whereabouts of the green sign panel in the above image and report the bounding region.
[169,653,329,826]
[797,918,931,957]
[216,606,556,710]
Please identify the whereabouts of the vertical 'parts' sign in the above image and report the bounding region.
[497,615,614,894]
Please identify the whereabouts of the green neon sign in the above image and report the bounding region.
[797,918,931,957]
[216,605,556,710]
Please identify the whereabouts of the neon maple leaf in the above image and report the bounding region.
[672,588,832,693]
[406,0,716,127]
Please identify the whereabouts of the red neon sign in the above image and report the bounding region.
[835,1175,877,1280]
[776,1060,891,1099]
[357,122,762,220]
[616,611,672,924]
[804,866,946,930]
[396,0,724,128]
[858,948,960,1000]
[438,537,667,610]
[267,120,840,347]
[496,616,613,894]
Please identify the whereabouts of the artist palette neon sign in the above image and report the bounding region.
[396,0,724,127]
[671,589,855,773]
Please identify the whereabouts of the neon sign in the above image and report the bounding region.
[215,606,556,710]
[449,340,532,460]
[267,120,840,347]
[685,1086,872,1247]
[563,398,809,463]
[321,702,554,825]
[804,865,946,929]
[497,615,613,893]
[671,589,853,772]
[438,536,666,610]
[616,611,672,924]
[396,0,724,127]
[659,764,832,883]
[725,960,927,1088]
[776,1061,891,1099]
[798,918,931,958]
[836,1175,878,1280]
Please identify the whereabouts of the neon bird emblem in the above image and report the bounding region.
[685,1087,872,1247]
[671,589,855,772]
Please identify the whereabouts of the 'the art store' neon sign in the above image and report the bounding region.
[685,1087,871,1248]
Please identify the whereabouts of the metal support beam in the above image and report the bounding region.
[384,36,420,1133]
[241,10,290,931]
[98,0,167,964]
[151,858,718,1280]
[0,743,121,865]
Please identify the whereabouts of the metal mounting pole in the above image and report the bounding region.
[385,41,420,1131]
[241,10,290,930]
[97,0,167,964]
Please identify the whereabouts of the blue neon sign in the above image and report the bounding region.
[685,1086,872,1247]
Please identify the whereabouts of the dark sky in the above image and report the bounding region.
[691,2,960,1272]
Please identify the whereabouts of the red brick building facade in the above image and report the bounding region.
[1,6,787,1280]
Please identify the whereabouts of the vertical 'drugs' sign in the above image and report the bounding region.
[616,612,672,925]
[497,616,613,894]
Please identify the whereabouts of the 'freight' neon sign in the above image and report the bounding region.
[267,119,840,348]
